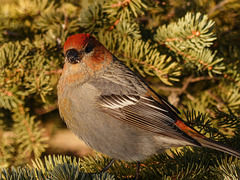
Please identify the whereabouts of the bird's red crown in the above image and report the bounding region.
[63,33,92,53]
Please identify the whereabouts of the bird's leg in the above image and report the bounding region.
[135,161,141,180]
[101,158,116,172]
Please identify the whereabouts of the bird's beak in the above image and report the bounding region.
[66,49,83,64]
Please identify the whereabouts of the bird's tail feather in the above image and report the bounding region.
[195,137,240,158]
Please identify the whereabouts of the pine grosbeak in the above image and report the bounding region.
[58,33,240,167]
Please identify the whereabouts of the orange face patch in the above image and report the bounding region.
[83,46,113,72]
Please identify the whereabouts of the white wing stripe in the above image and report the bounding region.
[127,96,139,102]
[141,96,155,102]
[142,102,168,112]
[101,95,168,113]
[101,96,136,109]
[140,96,168,112]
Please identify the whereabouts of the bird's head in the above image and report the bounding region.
[61,33,113,84]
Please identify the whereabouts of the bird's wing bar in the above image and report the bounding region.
[98,94,201,146]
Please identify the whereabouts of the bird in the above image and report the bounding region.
[58,33,240,175]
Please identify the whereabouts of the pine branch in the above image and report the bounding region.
[11,107,47,165]
[154,12,224,76]
[104,0,147,20]
[120,39,181,85]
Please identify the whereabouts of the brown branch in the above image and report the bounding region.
[143,60,164,75]
[33,102,58,115]
[3,30,20,37]
[186,93,196,101]
[178,75,194,95]
[108,19,120,31]
[208,0,231,16]
[120,52,168,79]
[190,76,218,83]
[156,76,218,95]
[155,75,220,106]
[156,86,181,92]
[158,31,214,70]
[159,30,200,43]
[207,90,225,108]
[162,43,212,69]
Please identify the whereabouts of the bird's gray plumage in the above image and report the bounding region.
[58,59,199,161]
[59,33,240,162]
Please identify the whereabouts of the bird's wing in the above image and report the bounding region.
[97,93,201,146]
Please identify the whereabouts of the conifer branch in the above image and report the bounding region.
[1,0,240,178]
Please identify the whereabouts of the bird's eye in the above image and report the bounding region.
[85,42,94,53]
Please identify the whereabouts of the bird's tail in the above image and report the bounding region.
[174,119,240,158]
[194,137,240,158]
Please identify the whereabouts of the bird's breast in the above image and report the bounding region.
[58,80,99,129]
